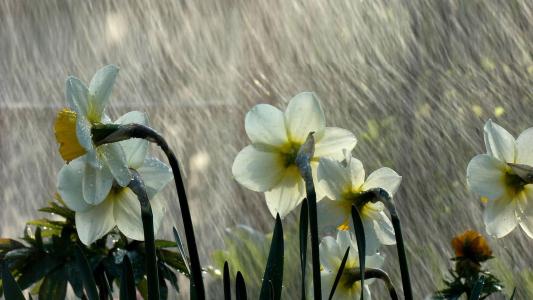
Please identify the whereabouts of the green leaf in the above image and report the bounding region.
[509,287,516,300]
[259,214,284,300]
[158,249,189,277]
[299,199,309,300]
[158,261,179,292]
[1,261,25,300]
[469,275,485,300]
[74,245,99,300]
[351,206,366,300]
[235,271,247,300]
[172,227,190,276]
[0,239,25,252]
[120,255,136,300]
[65,262,84,298]
[38,201,74,220]
[137,278,149,300]
[328,247,350,300]
[223,262,231,300]
[155,240,178,249]
[17,255,61,290]
[38,268,67,300]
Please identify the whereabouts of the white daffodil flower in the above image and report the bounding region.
[466,119,533,239]
[317,156,401,253]
[232,92,357,218]
[54,65,132,205]
[318,230,384,299]
[57,111,173,245]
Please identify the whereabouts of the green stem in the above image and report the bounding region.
[129,170,159,300]
[94,124,205,299]
[295,133,321,300]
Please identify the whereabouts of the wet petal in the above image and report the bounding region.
[284,92,326,144]
[66,76,88,116]
[101,143,132,187]
[317,199,351,233]
[347,158,365,190]
[484,119,515,162]
[515,127,533,166]
[245,104,288,147]
[318,157,350,200]
[484,194,518,238]
[518,187,533,239]
[82,163,113,205]
[57,157,90,212]
[264,166,305,218]
[362,167,401,196]
[115,111,149,169]
[319,236,342,272]
[76,198,115,245]
[151,196,167,235]
[137,157,173,199]
[232,145,285,192]
[362,218,381,254]
[76,114,94,153]
[466,154,506,200]
[314,127,357,160]
[114,188,144,241]
[88,65,118,121]
[373,212,396,245]
[311,161,327,202]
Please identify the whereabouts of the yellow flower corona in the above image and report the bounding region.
[54,108,87,162]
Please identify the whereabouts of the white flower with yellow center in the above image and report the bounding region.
[317,156,401,253]
[231,92,357,218]
[466,120,533,239]
[319,231,384,299]
[57,111,173,245]
[54,65,132,205]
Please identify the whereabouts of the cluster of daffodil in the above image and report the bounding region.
[54,65,173,245]
[467,120,533,239]
[231,92,402,298]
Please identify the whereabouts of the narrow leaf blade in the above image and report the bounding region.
[299,199,309,300]
[328,247,350,300]
[223,262,231,300]
[235,271,247,300]
[259,214,284,300]
[1,261,25,300]
[120,255,136,300]
[351,206,366,300]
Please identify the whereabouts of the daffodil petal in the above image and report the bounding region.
[373,212,396,245]
[317,199,351,233]
[311,161,327,202]
[264,166,305,218]
[366,253,385,269]
[75,198,115,245]
[115,111,149,169]
[151,196,167,235]
[319,236,342,272]
[320,271,336,300]
[88,65,119,121]
[101,143,132,187]
[66,76,89,116]
[336,230,356,256]
[82,163,113,205]
[57,157,91,212]
[284,92,326,144]
[76,114,95,153]
[314,127,357,160]
[245,104,288,147]
[518,187,533,239]
[362,167,402,196]
[466,154,506,200]
[318,157,350,200]
[363,218,381,254]
[232,145,285,192]
[484,194,518,238]
[484,119,515,162]
[114,188,144,241]
[348,158,365,190]
[515,127,533,166]
[137,157,173,199]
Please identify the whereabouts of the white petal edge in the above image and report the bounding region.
[232,145,285,192]
[114,188,145,241]
[264,167,305,218]
[314,127,357,160]
[347,158,365,190]
[57,157,91,212]
[76,198,115,245]
[82,163,113,205]
[484,194,519,238]
[245,104,288,148]
[115,111,149,169]
[101,143,132,187]
[362,167,402,196]
[88,65,119,121]
[66,76,89,116]
[137,157,173,199]
[515,127,533,166]
[466,154,506,201]
[484,119,515,163]
[317,157,350,200]
[284,92,326,144]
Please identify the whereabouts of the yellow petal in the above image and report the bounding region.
[54,108,86,162]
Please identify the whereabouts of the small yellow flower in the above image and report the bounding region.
[451,230,492,263]
[54,108,87,162]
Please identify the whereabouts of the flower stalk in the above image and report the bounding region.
[295,132,321,300]
[92,123,206,299]
[128,170,160,300]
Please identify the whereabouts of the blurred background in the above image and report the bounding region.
[1,0,532,298]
